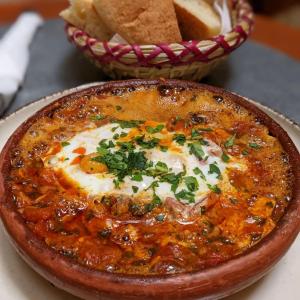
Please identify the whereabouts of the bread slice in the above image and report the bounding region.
[174,0,221,40]
[92,0,182,44]
[60,0,113,41]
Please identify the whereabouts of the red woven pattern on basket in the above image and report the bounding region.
[67,0,254,68]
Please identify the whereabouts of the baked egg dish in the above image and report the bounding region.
[6,81,293,275]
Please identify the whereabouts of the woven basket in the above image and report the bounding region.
[65,0,254,80]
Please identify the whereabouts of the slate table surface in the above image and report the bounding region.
[1,19,300,123]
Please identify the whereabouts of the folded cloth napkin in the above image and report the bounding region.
[214,0,232,34]
[0,12,43,116]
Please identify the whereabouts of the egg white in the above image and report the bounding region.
[46,123,246,205]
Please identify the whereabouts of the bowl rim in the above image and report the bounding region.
[0,79,299,299]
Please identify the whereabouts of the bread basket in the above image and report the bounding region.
[65,0,254,80]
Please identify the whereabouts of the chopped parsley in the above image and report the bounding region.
[175,190,195,203]
[116,105,122,111]
[132,186,139,193]
[155,161,168,173]
[193,167,201,175]
[147,161,169,177]
[160,172,183,192]
[131,173,143,182]
[184,176,199,192]
[249,142,261,149]
[90,114,106,121]
[96,139,115,155]
[112,120,144,129]
[120,132,128,138]
[127,151,148,171]
[61,141,70,147]
[89,118,227,203]
[224,134,236,148]
[207,184,221,194]
[92,149,147,181]
[242,149,249,156]
[147,181,159,191]
[117,141,134,151]
[193,167,206,181]
[173,134,186,145]
[146,124,164,134]
[160,146,168,152]
[191,129,201,139]
[113,178,121,189]
[152,193,162,205]
[135,135,160,149]
[99,139,115,149]
[113,133,120,140]
[188,142,205,160]
[209,163,222,179]
[221,152,230,163]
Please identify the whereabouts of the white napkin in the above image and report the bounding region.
[0,12,43,115]
[214,0,232,34]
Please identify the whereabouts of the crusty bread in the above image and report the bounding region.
[174,0,221,40]
[60,0,113,41]
[92,0,182,44]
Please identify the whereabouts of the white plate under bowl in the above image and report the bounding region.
[0,84,299,300]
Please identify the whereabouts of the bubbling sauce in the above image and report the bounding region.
[8,85,293,275]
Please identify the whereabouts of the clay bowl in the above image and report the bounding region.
[0,80,300,300]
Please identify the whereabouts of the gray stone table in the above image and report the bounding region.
[1,19,300,122]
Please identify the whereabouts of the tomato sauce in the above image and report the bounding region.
[8,86,293,275]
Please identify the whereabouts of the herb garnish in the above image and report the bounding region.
[132,186,139,193]
[188,142,205,160]
[160,172,184,192]
[224,134,236,148]
[184,176,199,192]
[242,149,249,156]
[117,141,134,151]
[249,143,261,149]
[221,152,230,163]
[131,173,143,182]
[146,124,164,134]
[209,163,222,179]
[175,190,195,203]
[191,129,201,139]
[112,120,144,129]
[90,114,106,121]
[92,148,147,182]
[173,134,186,145]
[61,141,70,147]
[207,184,221,194]
[160,146,168,152]
[193,167,206,181]
[135,135,160,149]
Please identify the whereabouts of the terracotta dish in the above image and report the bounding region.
[0,80,299,300]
